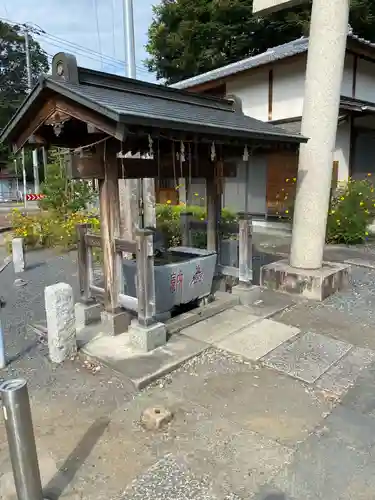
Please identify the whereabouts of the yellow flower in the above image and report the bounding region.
[285,210,289,214]
[365,231,369,236]
[330,210,335,214]
[293,177,297,182]
[368,173,372,177]
[194,192,199,196]
[360,201,364,206]
[340,197,345,201]
[166,200,171,204]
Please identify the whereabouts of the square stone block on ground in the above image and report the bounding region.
[215,318,300,361]
[316,347,375,396]
[263,332,352,384]
[179,307,261,344]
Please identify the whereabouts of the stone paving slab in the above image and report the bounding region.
[316,346,375,396]
[82,333,208,390]
[215,319,300,361]
[235,288,296,318]
[263,332,352,384]
[179,307,261,344]
[267,412,373,500]
[167,352,333,446]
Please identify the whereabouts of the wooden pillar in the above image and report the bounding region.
[206,177,218,252]
[238,212,253,285]
[136,228,156,327]
[180,211,193,247]
[206,162,223,253]
[99,158,123,312]
[76,223,92,303]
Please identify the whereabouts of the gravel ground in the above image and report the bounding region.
[313,267,375,326]
[2,248,375,499]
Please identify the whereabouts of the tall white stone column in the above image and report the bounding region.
[290,0,349,269]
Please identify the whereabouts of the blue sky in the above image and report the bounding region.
[1,0,156,81]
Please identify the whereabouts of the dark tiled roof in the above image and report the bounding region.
[1,63,307,146]
[171,28,375,90]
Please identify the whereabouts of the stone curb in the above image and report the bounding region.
[344,258,375,270]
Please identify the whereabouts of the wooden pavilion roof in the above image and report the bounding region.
[0,52,307,154]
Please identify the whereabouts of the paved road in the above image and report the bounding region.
[1,248,375,498]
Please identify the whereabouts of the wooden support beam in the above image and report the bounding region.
[206,161,223,254]
[238,212,253,285]
[135,228,156,327]
[76,223,92,303]
[99,153,123,312]
[180,212,193,246]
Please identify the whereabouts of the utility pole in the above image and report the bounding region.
[24,28,40,195]
[123,0,136,78]
[121,0,155,239]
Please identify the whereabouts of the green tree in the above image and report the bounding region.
[146,0,375,84]
[0,21,48,162]
[39,150,94,214]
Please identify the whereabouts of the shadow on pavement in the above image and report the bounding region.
[44,417,110,499]
[25,261,46,271]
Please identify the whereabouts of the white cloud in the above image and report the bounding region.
[1,0,156,81]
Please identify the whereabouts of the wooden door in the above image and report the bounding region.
[267,152,298,216]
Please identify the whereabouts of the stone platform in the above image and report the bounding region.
[261,259,350,301]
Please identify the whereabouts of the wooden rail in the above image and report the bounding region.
[180,211,253,284]
[76,224,155,324]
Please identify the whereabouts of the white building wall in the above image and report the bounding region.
[272,58,306,120]
[226,70,269,121]
[341,53,354,97]
[356,58,375,102]
[334,121,351,181]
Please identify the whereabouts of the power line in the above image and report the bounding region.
[0,16,150,75]
[25,21,149,75]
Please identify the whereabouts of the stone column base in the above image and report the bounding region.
[101,310,131,336]
[231,284,261,304]
[128,319,167,352]
[261,259,350,301]
[75,302,101,331]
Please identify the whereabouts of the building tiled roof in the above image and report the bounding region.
[1,61,307,146]
[171,28,375,90]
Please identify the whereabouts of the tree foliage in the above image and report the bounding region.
[146,0,375,84]
[0,21,48,163]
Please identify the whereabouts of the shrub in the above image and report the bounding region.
[8,202,236,253]
[155,203,237,248]
[39,152,94,214]
[326,178,375,245]
[9,209,99,251]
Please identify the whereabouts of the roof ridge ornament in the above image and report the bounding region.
[52,52,79,84]
[226,94,244,114]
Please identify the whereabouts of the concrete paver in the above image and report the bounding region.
[316,347,375,396]
[263,332,352,383]
[215,319,300,361]
[179,307,261,344]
